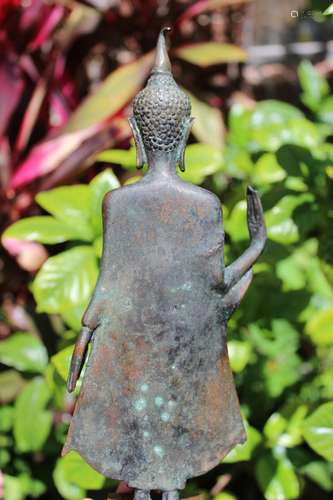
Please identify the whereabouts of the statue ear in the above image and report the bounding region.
[178,117,194,172]
[129,116,147,169]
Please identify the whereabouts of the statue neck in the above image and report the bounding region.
[144,150,179,180]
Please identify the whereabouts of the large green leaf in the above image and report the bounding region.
[32,246,98,314]
[54,451,105,499]
[175,42,247,67]
[306,307,333,346]
[89,168,120,235]
[2,217,81,244]
[186,89,224,149]
[0,332,48,373]
[303,402,333,461]
[36,185,94,241]
[63,52,154,133]
[13,377,52,452]
[298,60,330,112]
[180,143,223,184]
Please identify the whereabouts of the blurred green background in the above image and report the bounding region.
[1,1,333,499]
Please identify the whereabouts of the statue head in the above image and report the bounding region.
[129,28,193,172]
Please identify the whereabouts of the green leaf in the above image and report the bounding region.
[265,194,313,244]
[13,377,52,452]
[225,200,248,242]
[256,452,300,500]
[63,52,154,133]
[0,332,48,373]
[186,89,224,149]
[253,153,286,186]
[324,3,333,15]
[264,413,287,445]
[228,340,252,373]
[175,42,247,67]
[36,185,94,241]
[301,461,333,491]
[4,475,25,500]
[0,370,26,404]
[97,146,136,168]
[224,421,261,463]
[303,402,333,461]
[89,168,120,235]
[2,217,81,244]
[306,307,333,346]
[250,321,301,397]
[0,406,14,432]
[54,451,105,499]
[51,345,74,381]
[32,246,98,314]
[179,143,223,185]
[228,103,252,148]
[62,303,86,331]
[298,60,330,112]
[318,96,333,125]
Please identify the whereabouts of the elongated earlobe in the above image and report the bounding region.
[129,116,147,169]
[178,117,194,172]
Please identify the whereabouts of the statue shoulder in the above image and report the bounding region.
[184,183,222,212]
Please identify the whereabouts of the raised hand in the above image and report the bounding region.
[223,186,266,293]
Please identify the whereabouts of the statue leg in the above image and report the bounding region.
[162,490,179,500]
[133,490,151,500]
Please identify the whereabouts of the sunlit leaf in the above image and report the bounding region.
[265,194,313,244]
[2,217,82,244]
[253,153,286,186]
[54,451,105,499]
[303,402,333,461]
[256,451,300,500]
[51,345,74,381]
[98,146,136,168]
[175,42,247,67]
[14,377,52,452]
[36,185,94,241]
[228,340,252,373]
[318,96,333,125]
[0,332,48,373]
[32,246,98,314]
[306,307,333,345]
[180,143,223,184]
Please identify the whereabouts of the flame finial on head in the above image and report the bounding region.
[152,27,172,74]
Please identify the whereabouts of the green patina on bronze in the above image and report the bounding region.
[63,28,266,500]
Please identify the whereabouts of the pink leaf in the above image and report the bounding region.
[28,5,65,51]
[10,124,102,189]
